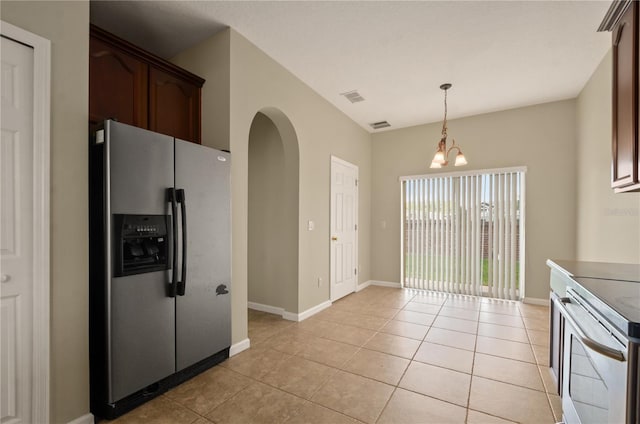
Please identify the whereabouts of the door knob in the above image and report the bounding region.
[331,236,338,241]
[1,274,10,283]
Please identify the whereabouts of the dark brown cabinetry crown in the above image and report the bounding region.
[602,1,640,192]
[89,25,205,144]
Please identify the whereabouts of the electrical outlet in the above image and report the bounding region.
[317,277,322,287]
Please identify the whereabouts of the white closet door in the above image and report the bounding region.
[1,35,35,424]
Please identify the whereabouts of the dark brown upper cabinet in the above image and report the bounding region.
[602,1,640,192]
[89,25,205,144]
[148,67,201,144]
[89,37,148,132]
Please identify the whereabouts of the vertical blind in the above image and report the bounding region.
[400,167,526,300]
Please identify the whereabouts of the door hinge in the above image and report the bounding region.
[354,268,357,275]
[355,224,358,230]
[355,179,358,186]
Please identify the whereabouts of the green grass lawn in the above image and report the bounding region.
[405,255,520,288]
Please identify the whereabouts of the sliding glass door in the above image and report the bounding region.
[401,167,526,300]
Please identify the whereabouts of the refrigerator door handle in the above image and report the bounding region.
[167,188,178,297]
[176,188,187,296]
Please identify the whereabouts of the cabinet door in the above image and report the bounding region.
[612,2,639,191]
[89,37,148,133]
[148,67,201,144]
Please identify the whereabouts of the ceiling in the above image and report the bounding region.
[90,1,612,133]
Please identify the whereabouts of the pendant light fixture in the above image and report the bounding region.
[430,83,467,168]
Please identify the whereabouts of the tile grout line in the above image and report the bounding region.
[382,292,544,422]
[218,351,361,423]
[387,292,484,418]
[464,305,482,424]
[373,292,418,424]
[306,291,416,423]
[523,310,558,422]
[228,288,552,424]
[133,288,551,424]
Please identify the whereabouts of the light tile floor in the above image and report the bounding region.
[109,286,560,424]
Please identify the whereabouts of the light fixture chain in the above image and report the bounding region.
[441,87,448,138]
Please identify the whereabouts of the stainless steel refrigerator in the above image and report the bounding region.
[89,120,231,419]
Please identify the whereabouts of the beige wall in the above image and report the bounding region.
[371,100,578,300]
[1,2,90,423]
[248,113,299,312]
[174,29,372,342]
[172,30,230,151]
[576,50,640,262]
[229,30,372,313]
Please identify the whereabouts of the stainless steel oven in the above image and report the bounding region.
[554,289,629,424]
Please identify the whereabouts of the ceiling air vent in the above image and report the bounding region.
[340,90,365,103]
[370,121,391,130]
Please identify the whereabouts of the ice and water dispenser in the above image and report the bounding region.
[113,214,170,277]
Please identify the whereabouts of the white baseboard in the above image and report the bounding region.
[523,297,549,306]
[356,280,372,292]
[297,300,332,321]
[229,338,250,356]
[248,300,332,322]
[248,301,285,316]
[67,413,94,424]
[248,301,299,322]
[370,280,402,288]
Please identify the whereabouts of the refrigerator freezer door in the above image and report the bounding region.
[175,140,231,371]
[108,120,174,213]
[106,121,176,402]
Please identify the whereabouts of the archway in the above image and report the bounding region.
[247,108,300,316]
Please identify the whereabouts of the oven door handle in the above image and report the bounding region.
[554,297,626,362]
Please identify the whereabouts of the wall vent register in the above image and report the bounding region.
[341,90,365,103]
[370,120,391,129]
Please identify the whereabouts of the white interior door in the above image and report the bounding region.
[1,35,35,424]
[330,156,358,302]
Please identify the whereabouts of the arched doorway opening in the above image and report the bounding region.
[247,108,300,317]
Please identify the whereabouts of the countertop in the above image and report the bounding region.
[547,259,640,338]
[546,259,640,282]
